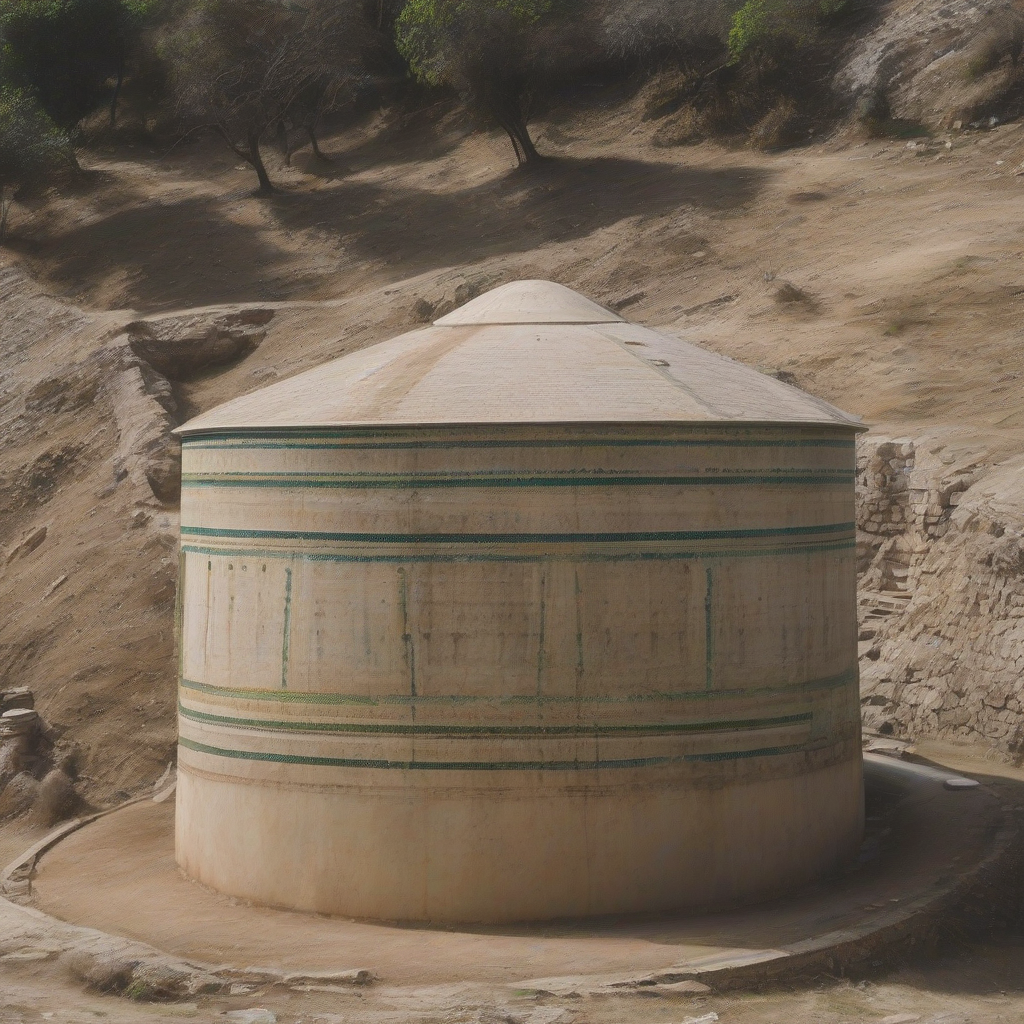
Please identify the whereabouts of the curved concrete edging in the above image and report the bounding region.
[1,754,1015,1001]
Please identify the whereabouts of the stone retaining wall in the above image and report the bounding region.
[857,431,1024,757]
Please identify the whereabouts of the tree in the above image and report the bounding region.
[0,0,155,130]
[396,0,564,166]
[601,1,728,76]
[0,87,73,241]
[165,0,374,192]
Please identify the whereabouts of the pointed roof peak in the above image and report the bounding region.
[176,280,864,434]
[435,280,623,326]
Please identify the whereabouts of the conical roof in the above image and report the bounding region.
[177,280,862,434]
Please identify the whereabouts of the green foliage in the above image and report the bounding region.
[396,0,552,86]
[0,85,73,238]
[0,85,72,184]
[727,0,846,63]
[0,0,157,129]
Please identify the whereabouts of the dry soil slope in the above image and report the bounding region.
[1,0,1023,804]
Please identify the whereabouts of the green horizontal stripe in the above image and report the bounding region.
[181,472,854,490]
[178,701,812,737]
[179,668,856,707]
[181,538,856,563]
[180,522,855,545]
[178,735,806,770]
[183,433,856,451]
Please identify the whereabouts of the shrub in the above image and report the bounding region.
[603,0,728,70]
[0,86,74,241]
[396,0,571,165]
[964,13,1024,81]
[727,0,847,63]
[164,0,374,191]
[0,0,157,130]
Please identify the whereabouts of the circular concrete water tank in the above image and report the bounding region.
[174,280,864,923]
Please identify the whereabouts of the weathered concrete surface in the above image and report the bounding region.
[27,756,1012,993]
[174,282,864,923]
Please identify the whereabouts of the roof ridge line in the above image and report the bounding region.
[589,325,727,420]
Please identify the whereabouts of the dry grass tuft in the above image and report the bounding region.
[749,98,802,151]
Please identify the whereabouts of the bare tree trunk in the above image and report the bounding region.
[247,130,275,192]
[0,187,11,244]
[276,120,293,165]
[491,92,541,167]
[110,53,125,128]
[512,119,540,164]
[499,120,525,165]
[307,125,331,161]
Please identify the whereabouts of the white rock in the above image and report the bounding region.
[224,1010,276,1024]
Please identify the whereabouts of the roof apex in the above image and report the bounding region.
[435,280,623,326]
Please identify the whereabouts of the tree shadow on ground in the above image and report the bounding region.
[6,193,293,313]
[10,154,770,311]
[268,155,769,280]
[311,100,476,172]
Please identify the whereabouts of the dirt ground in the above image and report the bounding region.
[2,34,1024,1022]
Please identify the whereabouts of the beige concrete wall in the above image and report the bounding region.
[175,423,863,923]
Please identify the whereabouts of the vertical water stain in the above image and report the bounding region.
[280,565,293,690]
[704,566,714,691]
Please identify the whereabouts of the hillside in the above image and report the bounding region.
[1,0,1024,816]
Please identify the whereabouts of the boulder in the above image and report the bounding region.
[125,306,276,380]
[0,772,40,819]
[31,768,82,827]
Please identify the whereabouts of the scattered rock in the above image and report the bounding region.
[0,772,41,819]
[775,282,811,304]
[24,370,99,416]
[30,769,82,827]
[125,307,275,381]
[146,451,182,505]
[5,525,47,563]
[412,297,435,322]
[224,1010,276,1024]
[42,574,68,599]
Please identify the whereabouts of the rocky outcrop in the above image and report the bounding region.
[857,432,1024,757]
[836,0,1024,129]
[125,306,276,380]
